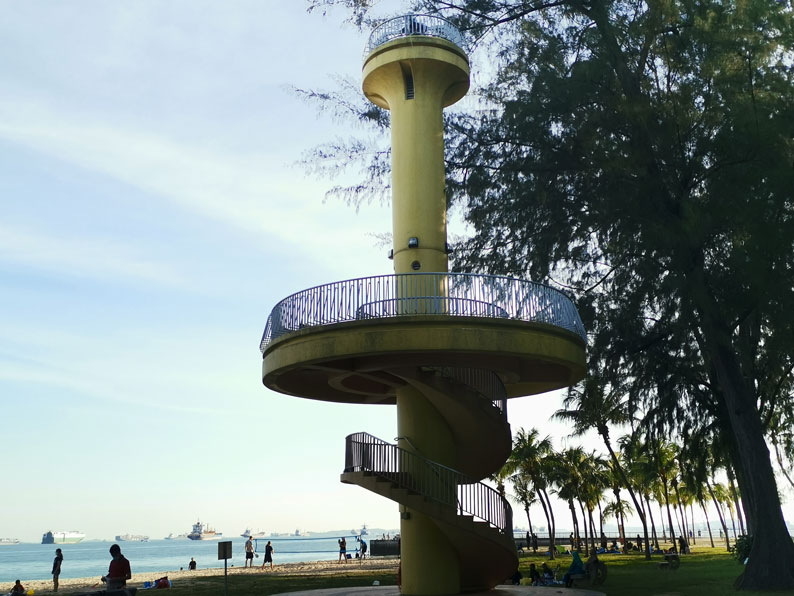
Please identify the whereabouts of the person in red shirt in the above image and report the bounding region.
[102,544,132,590]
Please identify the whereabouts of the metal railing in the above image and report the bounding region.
[344,432,513,535]
[260,273,586,352]
[430,367,507,416]
[364,14,468,58]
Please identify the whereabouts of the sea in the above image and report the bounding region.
[0,535,367,583]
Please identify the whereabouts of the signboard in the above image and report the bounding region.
[218,541,232,560]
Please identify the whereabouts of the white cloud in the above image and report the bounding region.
[0,222,186,287]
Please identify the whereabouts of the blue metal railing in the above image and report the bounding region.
[344,432,513,534]
[364,14,468,58]
[260,273,586,352]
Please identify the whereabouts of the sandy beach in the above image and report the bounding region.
[12,558,401,594]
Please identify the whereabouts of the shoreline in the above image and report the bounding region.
[12,558,400,594]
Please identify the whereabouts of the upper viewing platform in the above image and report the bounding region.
[364,14,468,58]
[260,273,585,352]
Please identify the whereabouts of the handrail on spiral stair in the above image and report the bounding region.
[344,432,512,534]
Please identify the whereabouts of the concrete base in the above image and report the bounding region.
[274,585,606,596]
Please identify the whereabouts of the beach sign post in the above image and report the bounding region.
[218,540,232,596]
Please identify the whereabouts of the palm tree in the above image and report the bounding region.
[620,434,662,550]
[501,428,559,558]
[709,482,734,550]
[552,447,587,553]
[556,377,652,559]
[646,438,679,550]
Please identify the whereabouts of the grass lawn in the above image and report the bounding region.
[166,570,398,596]
[161,548,792,595]
[517,546,793,595]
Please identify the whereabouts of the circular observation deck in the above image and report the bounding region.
[364,14,468,59]
[261,273,587,404]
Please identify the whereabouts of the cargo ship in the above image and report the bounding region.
[115,534,149,542]
[42,531,85,544]
[187,521,222,541]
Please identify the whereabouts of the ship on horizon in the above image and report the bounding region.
[187,521,222,541]
[115,534,149,542]
[42,531,85,544]
[241,528,267,539]
[0,538,20,545]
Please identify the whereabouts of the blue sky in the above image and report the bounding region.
[1,1,791,543]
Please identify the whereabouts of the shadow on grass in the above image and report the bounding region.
[517,546,792,596]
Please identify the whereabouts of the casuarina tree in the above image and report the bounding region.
[305,0,794,588]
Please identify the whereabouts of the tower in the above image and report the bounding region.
[261,14,586,595]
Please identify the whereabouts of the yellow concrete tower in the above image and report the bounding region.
[261,14,586,595]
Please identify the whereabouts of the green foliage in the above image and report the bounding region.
[733,534,753,563]
[303,0,794,586]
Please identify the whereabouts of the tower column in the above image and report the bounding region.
[363,28,471,596]
[396,385,460,595]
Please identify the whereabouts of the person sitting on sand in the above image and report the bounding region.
[10,580,25,594]
[102,544,131,590]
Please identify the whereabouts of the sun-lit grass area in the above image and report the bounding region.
[517,545,791,595]
[158,547,791,596]
[166,570,398,596]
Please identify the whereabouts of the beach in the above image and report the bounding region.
[12,558,401,594]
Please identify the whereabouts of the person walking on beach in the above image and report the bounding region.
[102,543,131,590]
[338,537,347,563]
[244,535,255,568]
[261,540,274,570]
[52,547,63,592]
[360,538,367,561]
[188,557,196,570]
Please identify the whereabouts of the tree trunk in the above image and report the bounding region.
[603,436,651,559]
[539,487,556,560]
[525,504,534,535]
[577,500,589,556]
[568,499,579,551]
[672,481,688,542]
[645,493,660,550]
[662,480,677,551]
[726,464,747,535]
[598,501,604,538]
[689,269,794,589]
[706,478,732,551]
[689,504,696,544]
[700,499,715,547]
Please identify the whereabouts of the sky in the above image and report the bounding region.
[1,1,791,544]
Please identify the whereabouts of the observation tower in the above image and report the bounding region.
[260,15,586,595]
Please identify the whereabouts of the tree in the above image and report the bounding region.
[556,374,652,558]
[305,0,794,587]
[425,1,794,588]
[501,428,559,558]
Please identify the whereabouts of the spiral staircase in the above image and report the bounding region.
[260,273,586,592]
